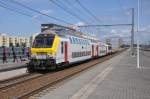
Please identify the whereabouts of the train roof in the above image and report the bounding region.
[41,29,89,39]
[41,23,100,42]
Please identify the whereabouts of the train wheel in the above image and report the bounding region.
[27,66,35,73]
[50,65,57,71]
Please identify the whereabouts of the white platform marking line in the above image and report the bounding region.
[139,67,150,69]
[70,66,113,99]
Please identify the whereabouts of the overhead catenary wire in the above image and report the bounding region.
[2,0,72,25]
[48,0,90,24]
[0,1,43,22]
[63,0,98,24]
[75,0,103,24]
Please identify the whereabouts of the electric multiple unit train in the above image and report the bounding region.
[27,28,112,72]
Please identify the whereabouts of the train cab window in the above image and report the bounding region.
[61,42,64,54]
[32,34,55,48]
[46,37,54,47]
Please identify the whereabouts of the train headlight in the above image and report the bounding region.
[31,54,36,59]
[47,54,52,58]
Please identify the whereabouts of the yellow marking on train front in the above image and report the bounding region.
[31,35,60,56]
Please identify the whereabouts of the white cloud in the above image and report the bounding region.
[40,9,52,15]
[140,25,150,32]
[148,25,150,28]
[124,9,132,16]
[67,22,87,30]
[75,22,86,26]
[33,15,38,19]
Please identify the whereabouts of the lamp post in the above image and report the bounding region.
[137,0,140,68]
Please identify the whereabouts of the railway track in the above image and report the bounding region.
[0,50,124,99]
[0,73,43,90]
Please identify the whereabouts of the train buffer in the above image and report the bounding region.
[38,49,150,99]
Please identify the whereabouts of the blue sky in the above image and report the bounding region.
[0,0,149,43]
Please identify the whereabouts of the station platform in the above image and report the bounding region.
[38,49,150,99]
[0,62,27,72]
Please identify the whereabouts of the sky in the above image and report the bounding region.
[0,0,149,43]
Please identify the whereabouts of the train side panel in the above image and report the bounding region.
[67,36,92,63]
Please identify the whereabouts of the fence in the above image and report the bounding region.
[0,47,30,64]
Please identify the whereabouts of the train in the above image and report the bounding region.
[27,24,112,72]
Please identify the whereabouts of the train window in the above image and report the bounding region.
[78,39,80,44]
[76,38,79,44]
[80,39,82,44]
[77,38,79,44]
[83,40,85,45]
[61,42,64,54]
[75,38,78,44]
[82,40,84,45]
[69,37,72,44]
[86,40,88,45]
[79,39,82,44]
[72,37,76,44]
[77,38,80,44]
[74,38,76,44]
[88,41,90,45]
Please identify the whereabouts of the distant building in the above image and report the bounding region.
[0,33,30,47]
[106,38,123,49]
[0,33,9,47]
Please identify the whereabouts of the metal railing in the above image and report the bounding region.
[0,47,30,64]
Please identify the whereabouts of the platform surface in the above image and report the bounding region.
[32,49,150,99]
[0,62,27,72]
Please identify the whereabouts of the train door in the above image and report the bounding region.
[64,41,68,62]
[61,41,68,63]
[92,45,94,57]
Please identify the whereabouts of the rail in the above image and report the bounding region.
[0,49,125,99]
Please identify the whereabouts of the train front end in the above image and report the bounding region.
[27,33,59,72]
